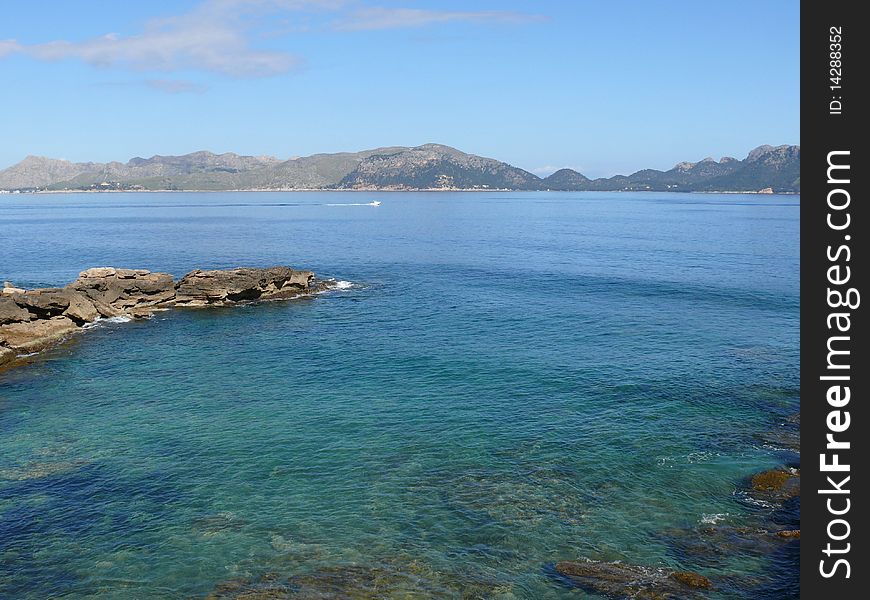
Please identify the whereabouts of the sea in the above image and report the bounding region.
[0,191,799,599]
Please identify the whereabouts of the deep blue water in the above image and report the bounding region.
[0,192,799,598]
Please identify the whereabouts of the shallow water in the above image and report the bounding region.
[0,192,799,598]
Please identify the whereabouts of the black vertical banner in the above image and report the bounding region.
[802,3,867,597]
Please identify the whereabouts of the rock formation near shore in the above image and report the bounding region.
[174,267,315,306]
[0,266,326,367]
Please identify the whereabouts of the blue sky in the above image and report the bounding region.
[0,0,799,177]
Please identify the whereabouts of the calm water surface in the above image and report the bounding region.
[0,192,799,598]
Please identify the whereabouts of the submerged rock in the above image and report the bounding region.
[749,468,800,502]
[408,465,589,528]
[661,523,794,567]
[776,530,800,539]
[0,459,89,481]
[206,575,292,600]
[203,568,392,600]
[205,560,515,600]
[0,265,331,368]
[670,571,713,589]
[756,413,800,454]
[192,512,249,536]
[757,429,800,454]
[553,559,712,599]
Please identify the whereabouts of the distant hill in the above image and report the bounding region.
[0,156,104,189]
[0,144,800,193]
[541,146,799,193]
[337,144,541,190]
[542,168,591,190]
[699,145,800,193]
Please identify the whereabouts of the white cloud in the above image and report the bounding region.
[0,39,22,57]
[333,7,544,31]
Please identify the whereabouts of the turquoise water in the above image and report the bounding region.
[1,192,799,598]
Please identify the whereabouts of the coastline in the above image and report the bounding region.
[0,266,338,371]
[0,188,801,195]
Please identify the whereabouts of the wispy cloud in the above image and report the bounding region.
[333,7,544,31]
[3,1,542,82]
[26,32,300,78]
[92,79,209,94]
[8,0,330,78]
[146,79,209,94]
[0,39,22,57]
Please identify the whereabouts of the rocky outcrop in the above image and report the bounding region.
[69,267,176,315]
[175,267,315,306]
[0,265,330,368]
[0,317,80,354]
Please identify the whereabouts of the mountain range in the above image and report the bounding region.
[0,143,800,193]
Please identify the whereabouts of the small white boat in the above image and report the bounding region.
[369,201,382,206]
